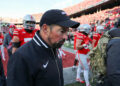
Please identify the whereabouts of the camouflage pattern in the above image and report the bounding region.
[89,31,110,85]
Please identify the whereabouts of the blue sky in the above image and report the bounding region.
[0,0,83,18]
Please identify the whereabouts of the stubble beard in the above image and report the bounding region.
[48,37,65,49]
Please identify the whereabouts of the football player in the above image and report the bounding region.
[12,15,38,54]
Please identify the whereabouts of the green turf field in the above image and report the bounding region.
[64,42,73,49]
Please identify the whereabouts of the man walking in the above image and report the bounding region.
[7,9,79,86]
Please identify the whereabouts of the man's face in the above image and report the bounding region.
[47,25,69,48]
[10,27,14,32]
[25,21,35,30]
[9,27,15,34]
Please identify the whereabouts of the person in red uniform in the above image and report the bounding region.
[0,30,5,61]
[73,31,79,67]
[4,24,16,56]
[92,25,104,48]
[72,26,83,70]
[76,24,92,86]
[12,15,38,54]
[0,32,4,45]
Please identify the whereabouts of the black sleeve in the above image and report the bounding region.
[105,41,112,66]
[0,56,6,86]
[7,53,32,86]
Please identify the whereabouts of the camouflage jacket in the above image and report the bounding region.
[89,31,110,84]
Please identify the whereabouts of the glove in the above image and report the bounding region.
[72,66,76,71]
[88,43,92,50]
[82,44,88,49]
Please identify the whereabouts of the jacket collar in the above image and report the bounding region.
[33,30,50,48]
[33,31,59,56]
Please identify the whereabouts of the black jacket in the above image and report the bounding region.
[0,56,6,86]
[106,28,120,75]
[7,31,64,86]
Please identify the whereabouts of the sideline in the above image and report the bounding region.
[63,66,77,85]
[62,46,77,85]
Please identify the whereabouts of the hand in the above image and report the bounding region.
[83,44,88,49]
[72,66,76,71]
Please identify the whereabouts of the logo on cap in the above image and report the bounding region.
[61,12,66,15]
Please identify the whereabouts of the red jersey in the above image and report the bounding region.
[93,33,101,47]
[76,33,91,54]
[94,26,96,32]
[73,32,79,50]
[13,28,38,46]
[0,34,4,45]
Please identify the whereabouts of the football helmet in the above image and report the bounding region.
[96,25,104,33]
[9,24,16,28]
[77,24,91,34]
[9,24,16,34]
[23,15,36,30]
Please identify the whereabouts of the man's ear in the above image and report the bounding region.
[41,24,50,34]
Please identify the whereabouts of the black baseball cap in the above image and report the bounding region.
[40,9,80,28]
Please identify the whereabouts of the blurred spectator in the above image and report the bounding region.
[92,25,104,48]
[4,24,16,56]
[67,29,74,44]
[0,30,5,61]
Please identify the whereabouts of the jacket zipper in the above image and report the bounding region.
[51,49,61,86]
